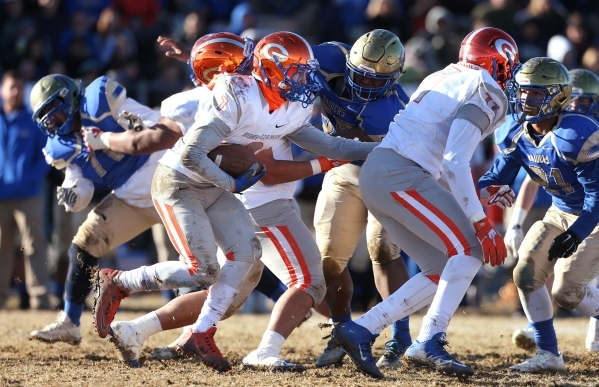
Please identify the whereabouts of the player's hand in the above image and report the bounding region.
[548,230,581,261]
[82,128,111,151]
[473,217,507,266]
[57,180,79,211]
[504,224,524,259]
[157,36,190,63]
[314,157,350,173]
[232,163,266,193]
[478,185,515,209]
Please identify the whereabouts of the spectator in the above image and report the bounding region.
[470,0,518,36]
[96,7,137,70]
[582,46,599,75]
[0,70,51,310]
[547,34,577,69]
[565,12,594,67]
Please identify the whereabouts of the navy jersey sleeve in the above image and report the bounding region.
[569,159,599,240]
[477,152,522,189]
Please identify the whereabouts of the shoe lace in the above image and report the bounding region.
[434,334,453,359]
[201,332,224,357]
[322,335,340,352]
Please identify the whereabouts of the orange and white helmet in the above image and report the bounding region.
[188,32,254,86]
[252,31,321,107]
[458,27,520,91]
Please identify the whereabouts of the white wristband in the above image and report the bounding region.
[508,207,528,228]
[310,159,322,175]
[468,211,487,223]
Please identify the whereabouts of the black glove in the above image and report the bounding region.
[548,230,581,261]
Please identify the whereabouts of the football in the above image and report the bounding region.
[207,143,260,178]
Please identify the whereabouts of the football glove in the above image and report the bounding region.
[82,128,111,151]
[473,216,507,267]
[232,163,266,193]
[57,179,80,212]
[504,224,523,259]
[478,185,515,209]
[548,230,581,261]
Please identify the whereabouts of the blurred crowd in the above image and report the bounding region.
[2,0,599,312]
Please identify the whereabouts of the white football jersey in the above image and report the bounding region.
[160,75,312,209]
[160,87,211,135]
[379,63,508,180]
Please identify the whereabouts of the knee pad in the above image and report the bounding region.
[513,260,540,293]
[367,237,400,266]
[191,262,221,288]
[552,283,585,309]
[304,282,327,306]
[66,244,99,304]
[322,257,345,281]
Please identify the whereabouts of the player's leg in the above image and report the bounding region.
[509,210,564,372]
[110,261,264,366]
[243,199,325,371]
[31,193,160,344]
[16,196,50,309]
[366,215,411,369]
[0,202,18,310]
[333,149,482,378]
[313,170,367,366]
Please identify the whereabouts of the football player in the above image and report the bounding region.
[28,73,179,345]
[93,31,378,371]
[504,68,599,357]
[479,58,599,372]
[311,29,414,369]
[331,27,519,379]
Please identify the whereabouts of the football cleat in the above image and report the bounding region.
[108,321,145,368]
[92,268,130,338]
[509,349,564,372]
[242,348,306,372]
[314,336,346,368]
[148,339,183,360]
[586,317,599,352]
[512,327,537,351]
[332,321,384,379]
[404,332,474,377]
[176,326,231,371]
[376,339,409,369]
[30,311,81,345]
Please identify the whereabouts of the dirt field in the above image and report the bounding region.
[1,295,598,387]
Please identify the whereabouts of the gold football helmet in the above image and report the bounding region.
[30,74,82,137]
[512,57,572,123]
[346,29,405,102]
[567,68,599,117]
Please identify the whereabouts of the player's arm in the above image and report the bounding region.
[90,117,182,155]
[255,147,347,186]
[503,174,539,258]
[57,165,95,212]
[286,124,377,161]
[568,160,599,240]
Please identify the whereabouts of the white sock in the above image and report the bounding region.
[354,273,438,335]
[257,330,285,356]
[575,285,599,317]
[130,311,163,341]
[518,286,553,322]
[116,261,190,293]
[192,282,238,332]
[417,255,482,342]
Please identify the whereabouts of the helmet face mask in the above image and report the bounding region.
[253,31,322,108]
[510,57,573,123]
[188,33,254,87]
[346,29,405,103]
[30,74,81,137]
[567,69,599,117]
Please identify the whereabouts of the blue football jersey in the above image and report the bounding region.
[43,76,149,189]
[312,42,410,141]
[478,113,599,239]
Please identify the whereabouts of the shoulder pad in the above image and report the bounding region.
[81,76,126,122]
[552,113,599,163]
[210,75,252,126]
[494,115,524,153]
[392,84,410,105]
[43,135,83,169]
[313,42,349,75]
